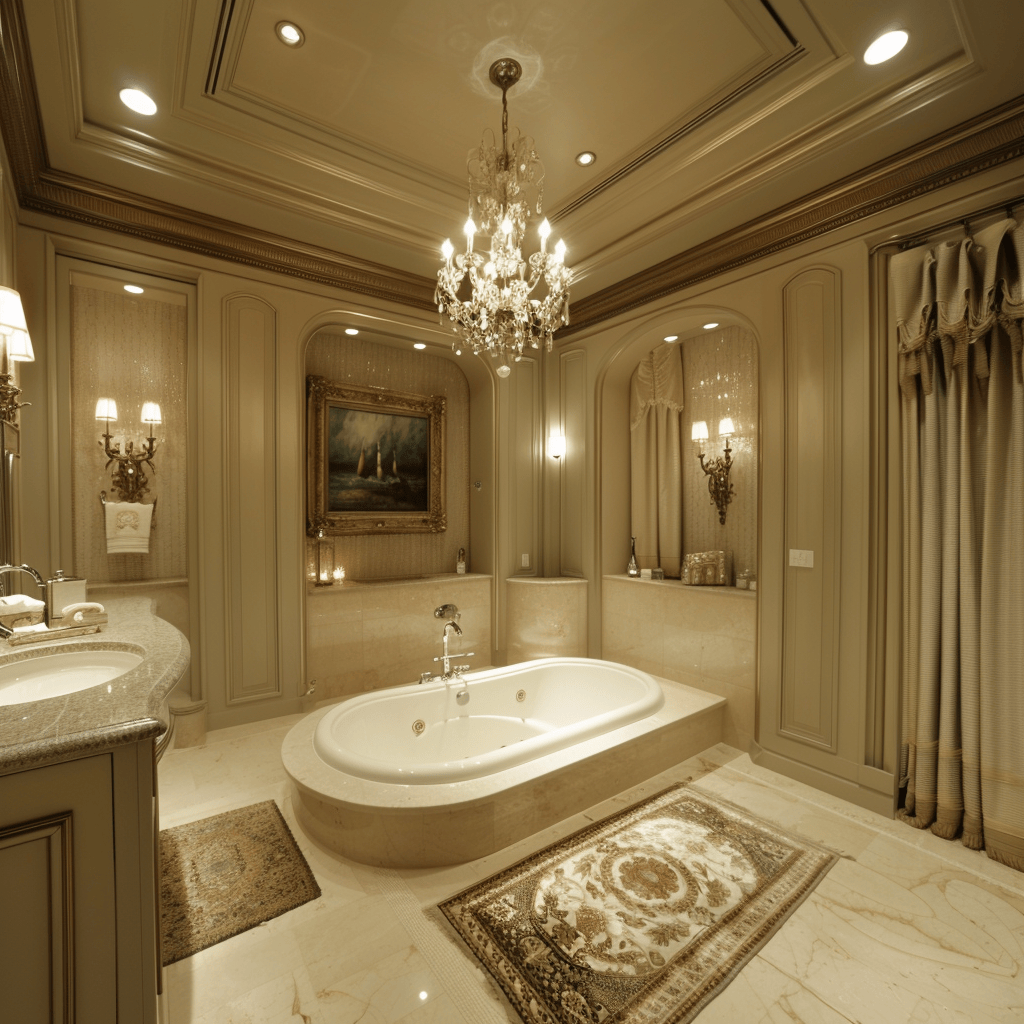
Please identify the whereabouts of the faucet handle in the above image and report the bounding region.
[434,603,460,620]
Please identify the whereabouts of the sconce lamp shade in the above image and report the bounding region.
[140,402,162,425]
[719,417,735,437]
[0,286,34,362]
[95,398,118,421]
[548,433,566,459]
[691,420,709,442]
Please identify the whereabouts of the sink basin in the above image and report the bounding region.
[0,649,144,706]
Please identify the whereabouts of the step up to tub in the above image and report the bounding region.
[282,676,724,868]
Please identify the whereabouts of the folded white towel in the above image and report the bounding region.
[0,594,45,616]
[105,501,154,554]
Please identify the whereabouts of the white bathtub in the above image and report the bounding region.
[313,658,662,784]
[283,659,723,867]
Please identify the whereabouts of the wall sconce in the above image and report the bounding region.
[692,417,735,525]
[0,286,34,425]
[548,433,566,459]
[97,398,161,503]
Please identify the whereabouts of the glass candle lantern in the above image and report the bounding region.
[315,528,335,586]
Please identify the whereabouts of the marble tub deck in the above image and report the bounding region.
[282,676,724,867]
[158,719,1024,1024]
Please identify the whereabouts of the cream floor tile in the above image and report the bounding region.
[693,955,856,1023]
[192,966,325,1024]
[313,945,443,1024]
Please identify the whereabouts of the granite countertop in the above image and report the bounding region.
[0,596,191,776]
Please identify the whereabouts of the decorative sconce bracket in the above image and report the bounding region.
[698,439,734,526]
[99,427,158,503]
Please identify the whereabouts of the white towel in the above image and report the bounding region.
[0,594,45,616]
[105,501,154,554]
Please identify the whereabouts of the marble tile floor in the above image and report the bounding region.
[157,715,1024,1024]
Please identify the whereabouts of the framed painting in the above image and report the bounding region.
[306,375,447,535]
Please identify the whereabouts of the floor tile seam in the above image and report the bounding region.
[746,952,861,1023]
[372,866,508,1024]
[694,764,1024,896]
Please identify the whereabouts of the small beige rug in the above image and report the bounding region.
[159,800,320,966]
[440,785,837,1023]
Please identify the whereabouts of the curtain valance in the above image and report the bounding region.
[892,217,1024,397]
[629,342,685,431]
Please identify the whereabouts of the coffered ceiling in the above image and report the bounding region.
[4,0,1024,323]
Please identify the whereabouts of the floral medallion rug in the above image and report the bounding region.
[439,785,837,1023]
[159,800,321,966]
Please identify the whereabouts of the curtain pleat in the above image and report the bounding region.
[629,345,685,576]
[894,218,1024,871]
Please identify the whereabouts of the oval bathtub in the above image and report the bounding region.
[313,657,663,784]
[282,658,725,868]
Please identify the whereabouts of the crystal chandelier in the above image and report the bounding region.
[436,58,572,377]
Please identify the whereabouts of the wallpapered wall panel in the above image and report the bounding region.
[681,325,759,578]
[305,332,469,581]
[70,284,187,583]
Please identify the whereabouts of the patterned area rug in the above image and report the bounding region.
[159,800,321,966]
[440,785,837,1023]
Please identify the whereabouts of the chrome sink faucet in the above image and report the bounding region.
[0,563,48,638]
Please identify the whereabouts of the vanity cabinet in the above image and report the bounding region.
[0,739,159,1023]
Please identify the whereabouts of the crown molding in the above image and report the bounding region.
[562,92,1024,334]
[1,0,1022,326]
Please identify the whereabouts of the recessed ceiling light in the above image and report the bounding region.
[413,343,427,350]
[703,322,719,330]
[663,335,679,343]
[344,328,359,336]
[124,285,144,294]
[119,88,157,116]
[575,151,596,167]
[276,21,304,47]
[864,30,908,65]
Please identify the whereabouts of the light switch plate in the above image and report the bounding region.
[789,548,814,568]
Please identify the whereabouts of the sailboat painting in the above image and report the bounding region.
[307,376,447,535]
[327,406,428,513]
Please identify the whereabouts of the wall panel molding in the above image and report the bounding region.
[559,350,586,578]
[223,294,281,704]
[780,267,842,749]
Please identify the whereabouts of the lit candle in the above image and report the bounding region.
[539,218,551,252]
[554,239,566,263]
[465,218,476,253]
[441,238,454,261]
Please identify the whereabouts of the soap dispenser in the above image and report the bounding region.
[46,570,87,623]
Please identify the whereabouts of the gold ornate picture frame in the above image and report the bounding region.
[306,375,446,536]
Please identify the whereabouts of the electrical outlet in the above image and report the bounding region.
[521,553,530,568]
[789,549,814,568]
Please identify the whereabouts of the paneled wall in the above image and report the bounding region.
[68,276,187,584]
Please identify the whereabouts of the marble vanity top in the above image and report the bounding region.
[0,597,190,775]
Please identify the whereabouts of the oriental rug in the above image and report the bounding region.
[439,785,837,1023]
[159,800,320,965]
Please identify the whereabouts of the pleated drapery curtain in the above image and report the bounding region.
[893,216,1024,871]
[629,344,685,577]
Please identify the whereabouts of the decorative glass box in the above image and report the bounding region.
[682,550,730,586]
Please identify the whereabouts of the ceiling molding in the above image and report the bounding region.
[1,0,1022,328]
[562,91,1024,335]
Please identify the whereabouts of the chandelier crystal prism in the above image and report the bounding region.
[436,58,572,377]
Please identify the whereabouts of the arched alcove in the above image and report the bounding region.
[594,306,761,751]
[297,316,498,702]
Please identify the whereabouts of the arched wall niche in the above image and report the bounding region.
[593,303,762,752]
[594,305,762,582]
[297,311,499,703]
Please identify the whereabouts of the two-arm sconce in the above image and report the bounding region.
[0,286,35,425]
[692,417,735,525]
[96,398,162,503]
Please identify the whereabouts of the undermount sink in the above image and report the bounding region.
[0,648,144,706]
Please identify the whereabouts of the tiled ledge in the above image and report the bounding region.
[307,572,491,595]
[603,574,757,598]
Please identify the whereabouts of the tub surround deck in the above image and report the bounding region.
[0,597,191,774]
[283,676,724,867]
